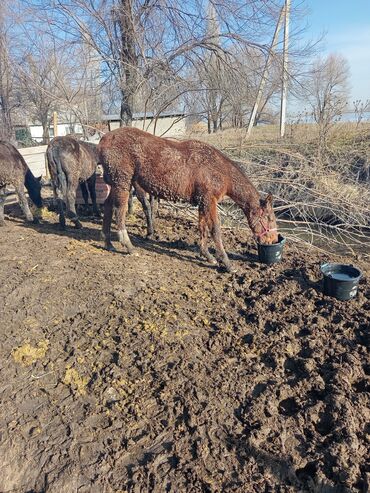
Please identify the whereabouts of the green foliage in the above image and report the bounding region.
[15,127,36,147]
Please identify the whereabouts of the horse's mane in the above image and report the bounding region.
[231,159,250,175]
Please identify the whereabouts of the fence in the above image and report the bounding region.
[19,145,48,178]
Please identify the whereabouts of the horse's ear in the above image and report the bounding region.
[37,176,42,182]
[266,193,273,206]
[260,193,273,212]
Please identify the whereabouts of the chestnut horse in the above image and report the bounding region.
[98,127,278,272]
[0,142,42,226]
[46,136,100,229]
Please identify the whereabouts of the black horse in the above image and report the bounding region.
[46,136,100,229]
[0,141,42,226]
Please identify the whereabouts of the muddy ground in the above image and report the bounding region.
[0,201,369,493]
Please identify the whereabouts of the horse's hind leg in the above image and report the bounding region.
[135,184,154,239]
[87,174,101,217]
[115,189,134,254]
[102,190,115,250]
[15,182,35,223]
[57,198,66,229]
[65,184,82,229]
[53,188,66,229]
[198,203,217,264]
[207,197,233,272]
[128,187,134,215]
[0,187,6,226]
[50,181,65,228]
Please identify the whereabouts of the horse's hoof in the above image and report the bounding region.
[105,244,116,252]
[74,220,83,229]
[32,217,40,224]
[146,234,154,241]
[221,264,237,274]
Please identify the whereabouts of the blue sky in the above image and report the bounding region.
[304,0,370,103]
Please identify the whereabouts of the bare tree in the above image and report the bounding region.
[26,0,288,126]
[203,2,224,133]
[50,42,103,137]
[15,0,316,140]
[0,1,17,141]
[17,45,62,144]
[302,53,350,149]
[353,99,370,127]
[223,46,282,128]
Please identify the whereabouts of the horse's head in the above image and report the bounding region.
[248,193,278,245]
[26,171,43,208]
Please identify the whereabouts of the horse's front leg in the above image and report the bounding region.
[115,189,135,254]
[0,186,6,226]
[79,181,89,207]
[207,197,234,272]
[135,183,154,239]
[15,182,35,223]
[198,203,217,264]
[102,189,115,250]
[150,194,159,227]
[87,174,101,217]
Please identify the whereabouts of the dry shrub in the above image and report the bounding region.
[187,123,370,257]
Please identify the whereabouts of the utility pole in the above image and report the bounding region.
[280,0,291,138]
[246,5,285,136]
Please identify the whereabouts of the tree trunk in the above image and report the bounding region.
[0,102,13,140]
[0,70,14,140]
[42,118,50,144]
[120,89,133,127]
[119,0,136,127]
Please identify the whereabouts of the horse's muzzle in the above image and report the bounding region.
[256,229,279,245]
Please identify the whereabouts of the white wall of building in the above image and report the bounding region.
[29,123,83,143]
[109,116,186,138]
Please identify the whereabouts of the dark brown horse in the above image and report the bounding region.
[0,142,42,226]
[98,127,278,272]
[46,136,100,229]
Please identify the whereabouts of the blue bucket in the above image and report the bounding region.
[320,263,362,301]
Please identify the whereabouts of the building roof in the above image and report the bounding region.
[102,111,185,121]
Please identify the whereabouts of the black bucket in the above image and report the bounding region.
[320,263,362,301]
[257,235,286,265]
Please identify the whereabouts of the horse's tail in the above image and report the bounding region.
[97,144,111,186]
[46,145,68,199]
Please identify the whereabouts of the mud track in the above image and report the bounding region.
[0,204,369,492]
